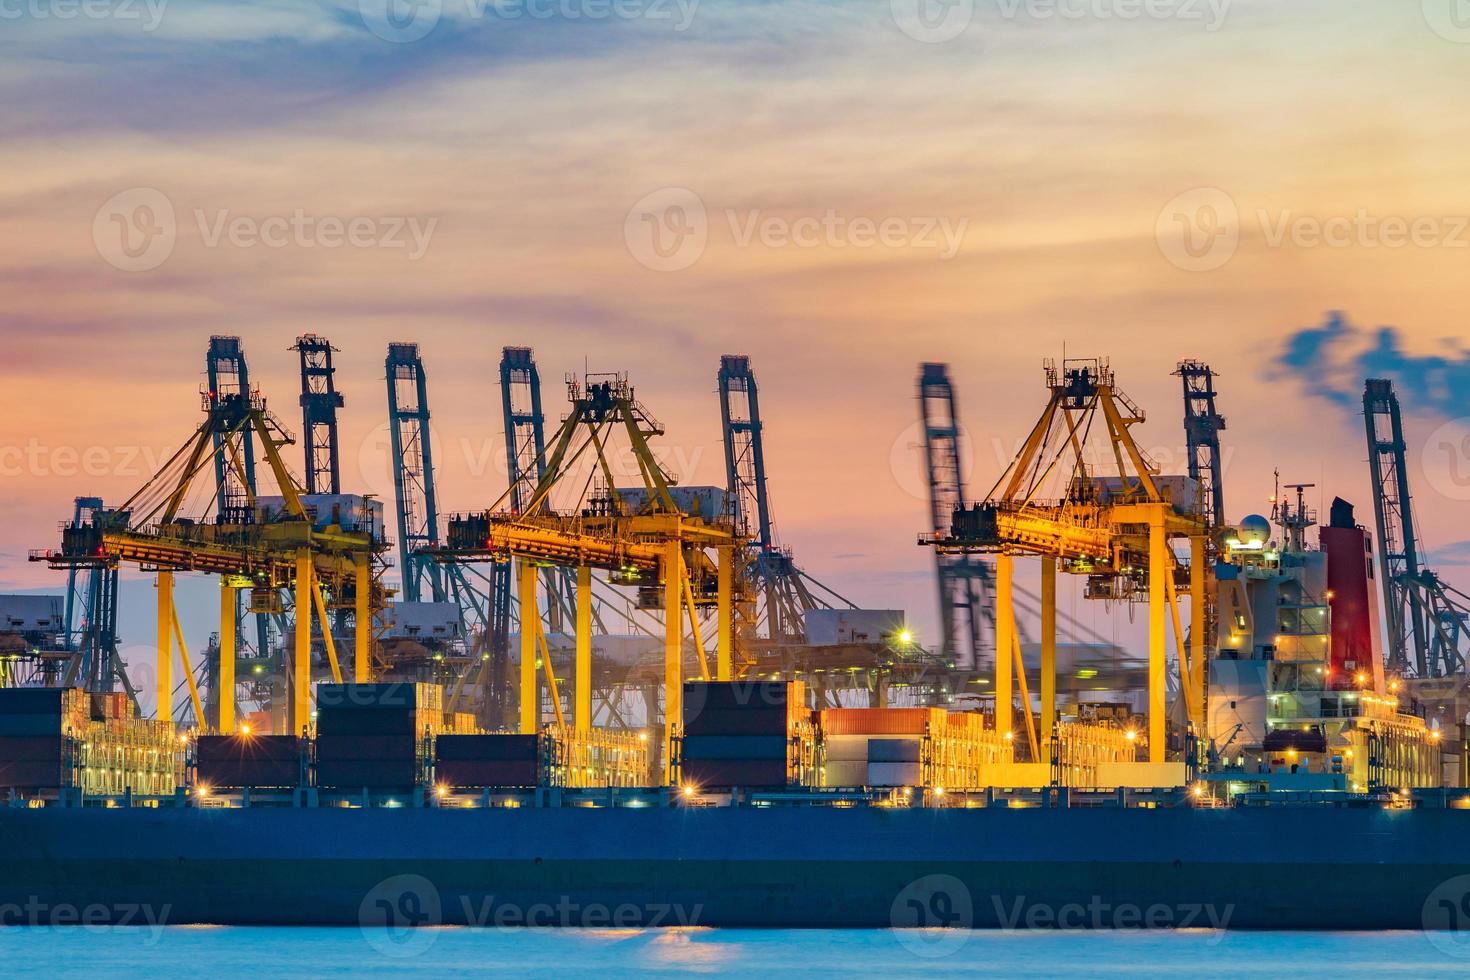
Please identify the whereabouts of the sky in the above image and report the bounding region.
[2,0,1469,659]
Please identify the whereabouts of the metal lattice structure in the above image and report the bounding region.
[1364,378,1470,678]
[386,343,445,605]
[1176,360,1226,529]
[719,355,853,644]
[293,334,344,495]
[919,363,992,670]
[60,496,130,700]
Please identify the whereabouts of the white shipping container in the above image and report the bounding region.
[615,486,733,521]
[824,761,869,787]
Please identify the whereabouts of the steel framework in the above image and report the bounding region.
[719,355,853,645]
[919,363,991,670]
[1364,378,1470,678]
[293,334,344,495]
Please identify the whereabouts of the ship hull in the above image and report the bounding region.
[0,805,1463,929]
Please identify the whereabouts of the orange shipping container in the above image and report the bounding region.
[819,707,947,737]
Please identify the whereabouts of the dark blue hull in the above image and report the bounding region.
[0,806,1465,930]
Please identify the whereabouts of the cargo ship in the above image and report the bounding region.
[1,670,1467,931]
[3,348,1467,932]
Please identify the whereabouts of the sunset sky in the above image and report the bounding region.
[2,0,1469,659]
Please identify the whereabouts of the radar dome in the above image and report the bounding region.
[1237,514,1271,547]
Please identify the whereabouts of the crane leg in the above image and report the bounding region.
[665,542,683,783]
[1041,554,1057,751]
[1149,509,1167,764]
[996,554,1014,740]
[576,565,592,733]
[156,571,173,724]
[219,581,236,734]
[519,559,539,734]
[294,548,312,737]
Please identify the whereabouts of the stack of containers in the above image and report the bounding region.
[77,717,182,797]
[441,711,480,735]
[928,712,1011,789]
[195,735,303,789]
[0,688,88,791]
[434,734,539,788]
[681,680,813,788]
[314,683,436,790]
[542,725,653,788]
[820,708,950,788]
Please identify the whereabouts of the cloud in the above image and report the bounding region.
[1276,312,1470,417]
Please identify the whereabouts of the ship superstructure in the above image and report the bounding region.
[1207,485,1441,791]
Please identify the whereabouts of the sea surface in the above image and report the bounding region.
[2,927,1470,977]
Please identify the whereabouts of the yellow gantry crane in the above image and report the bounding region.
[441,374,741,773]
[924,359,1210,764]
[33,390,384,735]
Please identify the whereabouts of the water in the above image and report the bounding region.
[2,928,1469,977]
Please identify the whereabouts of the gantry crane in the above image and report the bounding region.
[919,363,992,670]
[385,343,493,639]
[1364,378,1470,678]
[442,373,741,773]
[1175,359,1225,713]
[924,359,1210,764]
[207,336,272,674]
[387,343,445,606]
[32,387,384,735]
[294,334,344,495]
[719,355,855,645]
